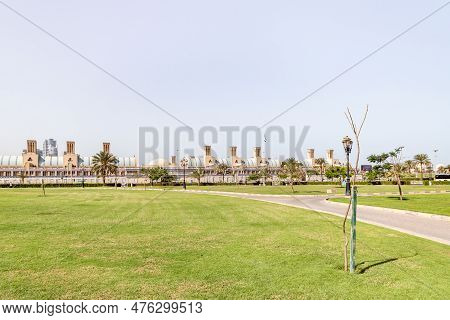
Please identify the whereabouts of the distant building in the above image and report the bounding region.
[43,139,58,157]
[0,139,341,184]
[305,148,341,167]
[0,139,138,184]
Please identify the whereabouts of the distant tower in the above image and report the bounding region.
[103,142,110,153]
[64,141,78,169]
[326,149,334,166]
[22,139,39,169]
[253,147,261,158]
[253,147,266,167]
[203,145,215,167]
[229,146,242,167]
[306,148,315,166]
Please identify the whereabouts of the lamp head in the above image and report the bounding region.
[342,136,353,154]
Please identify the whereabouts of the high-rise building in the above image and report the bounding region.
[43,139,58,157]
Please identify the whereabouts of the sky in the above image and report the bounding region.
[0,0,449,165]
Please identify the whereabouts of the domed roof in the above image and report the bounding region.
[183,156,204,168]
[245,157,268,167]
[244,158,280,168]
[0,155,23,167]
[245,158,257,167]
[147,158,170,167]
[267,159,281,167]
[216,158,232,166]
[43,156,64,167]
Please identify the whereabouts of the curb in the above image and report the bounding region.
[326,199,450,222]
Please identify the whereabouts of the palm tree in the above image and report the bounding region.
[403,160,415,174]
[91,151,118,185]
[259,167,270,185]
[387,147,406,200]
[413,154,430,180]
[19,170,26,185]
[216,163,230,183]
[190,168,205,186]
[436,166,446,174]
[279,158,304,193]
[315,158,327,182]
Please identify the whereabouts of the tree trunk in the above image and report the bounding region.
[102,176,106,186]
[397,177,403,200]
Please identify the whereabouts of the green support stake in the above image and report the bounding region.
[41,179,46,197]
[350,186,357,273]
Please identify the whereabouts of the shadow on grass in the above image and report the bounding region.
[386,196,410,201]
[356,252,417,274]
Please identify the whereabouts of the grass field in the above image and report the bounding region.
[0,188,449,299]
[331,194,450,217]
[163,184,450,195]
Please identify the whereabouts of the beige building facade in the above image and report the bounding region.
[1,139,341,184]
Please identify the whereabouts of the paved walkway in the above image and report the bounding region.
[151,189,450,245]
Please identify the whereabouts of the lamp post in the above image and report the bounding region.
[342,136,353,196]
[81,164,85,189]
[181,158,188,190]
[431,149,438,183]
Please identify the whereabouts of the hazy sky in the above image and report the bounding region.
[1,0,449,164]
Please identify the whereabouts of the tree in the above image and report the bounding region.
[216,163,230,183]
[403,160,415,174]
[247,172,261,183]
[279,158,305,192]
[142,167,165,186]
[413,154,430,180]
[325,166,346,183]
[387,147,406,200]
[19,170,26,185]
[160,168,175,185]
[190,168,205,186]
[367,153,390,181]
[305,168,318,182]
[91,151,118,185]
[342,105,368,272]
[315,158,327,182]
[259,167,270,185]
[436,166,446,174]
[437,165,450,174]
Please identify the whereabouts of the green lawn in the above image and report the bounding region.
[162,184,450,195]
[331,194,450,217]
[0,188,449,299]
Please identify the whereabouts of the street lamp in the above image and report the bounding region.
[342,136,353,196]
[181,158,188,190]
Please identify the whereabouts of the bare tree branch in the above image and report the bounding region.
[342,105,369,272]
